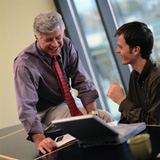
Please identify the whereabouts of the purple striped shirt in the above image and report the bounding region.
[14,37,98,134]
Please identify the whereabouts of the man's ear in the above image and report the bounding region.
[34,35,39,41]
[133,46,141,56]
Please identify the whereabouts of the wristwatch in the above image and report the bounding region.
[88,110,99,116]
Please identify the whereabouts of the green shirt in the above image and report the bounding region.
[119,58,160,125]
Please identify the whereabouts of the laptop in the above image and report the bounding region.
[49,114,146,148]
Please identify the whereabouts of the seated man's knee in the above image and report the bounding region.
[98,110,113,122]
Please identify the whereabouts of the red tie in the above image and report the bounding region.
[52,56,83,116]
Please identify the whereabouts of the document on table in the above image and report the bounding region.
[55,134,78,148]
[107,120,119,127]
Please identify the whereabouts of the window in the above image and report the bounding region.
[110,0,160,62]
[54,0,130,120]
[73,0,124,118]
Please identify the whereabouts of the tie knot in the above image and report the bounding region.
[53,56,57,62]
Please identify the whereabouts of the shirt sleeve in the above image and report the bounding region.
[119,78,160,125]
[64,39,99,107]
[14,63,44,135]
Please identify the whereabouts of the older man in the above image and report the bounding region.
[14,11,112,154]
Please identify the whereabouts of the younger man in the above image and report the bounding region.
[108,21,160,124]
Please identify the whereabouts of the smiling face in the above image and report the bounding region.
[116,34,136,65]
[35,25,63,56]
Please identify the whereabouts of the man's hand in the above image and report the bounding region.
[85,102,97,114]
[31,133,57,154]
[107,81,126,105]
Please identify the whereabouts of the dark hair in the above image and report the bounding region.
[115,21,153,59]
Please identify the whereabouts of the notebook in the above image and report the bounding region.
[49,114,146,148]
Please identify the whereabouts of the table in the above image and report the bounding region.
[0,124,160,160]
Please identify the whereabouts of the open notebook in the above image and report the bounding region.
[49,115,146,148]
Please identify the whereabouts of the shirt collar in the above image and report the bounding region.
[135,58,152,82]
[36,42,62,65]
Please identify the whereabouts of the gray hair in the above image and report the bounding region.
[33,11,65,39]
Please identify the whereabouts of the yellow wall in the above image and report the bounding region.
[0,0,57,129]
